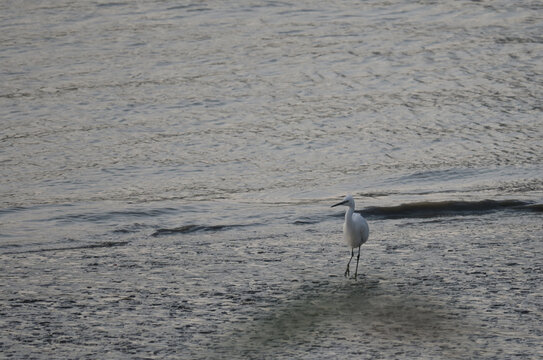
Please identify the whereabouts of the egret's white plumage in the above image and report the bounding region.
[331,194,369,279]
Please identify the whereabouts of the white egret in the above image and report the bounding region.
[331,194,370,280]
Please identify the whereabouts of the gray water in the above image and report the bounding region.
[1,0,542,358]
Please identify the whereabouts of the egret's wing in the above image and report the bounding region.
[351,212,363,232]
[352,212,369,242]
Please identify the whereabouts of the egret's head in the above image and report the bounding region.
[331,194,355,208]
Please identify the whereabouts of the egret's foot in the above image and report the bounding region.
[344,267,350,278]
[351,273,365,280]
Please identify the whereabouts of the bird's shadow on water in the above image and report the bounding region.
[223,277,472,358]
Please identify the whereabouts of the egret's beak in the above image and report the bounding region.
[331,200,348,208]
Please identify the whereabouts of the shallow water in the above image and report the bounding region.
[1,0,542,358]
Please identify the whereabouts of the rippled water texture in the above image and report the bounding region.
[1,0,542,358]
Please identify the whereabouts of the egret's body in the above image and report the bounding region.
[332,195,369,279]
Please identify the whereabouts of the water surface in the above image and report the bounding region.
[1,1,542,358]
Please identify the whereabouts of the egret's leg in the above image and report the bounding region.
[345,249,354,277]
[354,246,361,280]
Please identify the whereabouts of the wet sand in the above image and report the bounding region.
[2,211,541,359]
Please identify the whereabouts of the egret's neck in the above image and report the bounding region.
[344,206,354,222]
